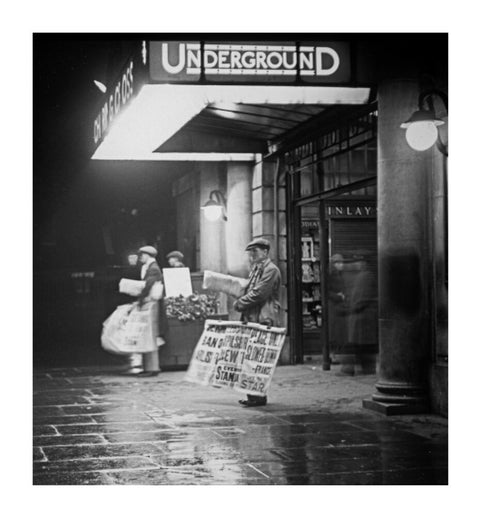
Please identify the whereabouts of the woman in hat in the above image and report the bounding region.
[166,250,185,268]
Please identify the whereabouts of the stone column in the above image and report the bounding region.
[363,79,431,415]
[225,163,252,278]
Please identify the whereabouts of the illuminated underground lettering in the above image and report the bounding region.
[299,51,314,71]
[282,51,297,69]
[186,48,201,68]
[241,51,255,69]
[315,47,340,75]
[266,51,282,69]
[204,49,218,68]
[156,43,343,78]
[255,51,268,69]
[162,42,185,74]
[230,50,242,69]
[217,50,229,68]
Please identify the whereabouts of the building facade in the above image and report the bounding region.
[90,34,448,415]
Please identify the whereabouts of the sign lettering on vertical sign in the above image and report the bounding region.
[149,41,351,84]
[92,42,148,151]
[93,61,135,146]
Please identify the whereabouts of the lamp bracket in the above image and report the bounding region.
[419,88,448,157]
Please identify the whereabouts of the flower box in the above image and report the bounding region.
[159,313,228,370]
[160,293,227,370]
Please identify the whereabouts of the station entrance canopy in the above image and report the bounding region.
[91,40,371,161]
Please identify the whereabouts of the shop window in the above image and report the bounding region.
[300,209,323,333]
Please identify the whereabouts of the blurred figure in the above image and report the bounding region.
[127,253,139,267]
[166,250,185,268]
[328,254,347,364]
[340,254,378,375]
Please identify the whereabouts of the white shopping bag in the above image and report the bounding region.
[149,281,164,301]
[101,303,158,355]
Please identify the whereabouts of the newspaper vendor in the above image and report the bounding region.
[129,245,168,377]
[233,238,281,407]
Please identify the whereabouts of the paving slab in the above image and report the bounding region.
[33,364,448,485]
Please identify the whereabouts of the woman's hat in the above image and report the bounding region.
[166,250,184,261]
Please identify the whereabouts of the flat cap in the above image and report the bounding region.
[331,253,344,263]
[138,245,158,257]
[166,250,184,261]
[245,238,270,251]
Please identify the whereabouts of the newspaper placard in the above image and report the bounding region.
[162,267,193,297]
[185,320,286,396]
[183,321,227,386]
[119,278,145,297]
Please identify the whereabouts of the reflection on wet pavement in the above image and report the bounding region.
[33,367,448,485]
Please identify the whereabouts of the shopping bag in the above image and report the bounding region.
[149,281,164,301]
[101,304,132,354]
[101,302,158,355]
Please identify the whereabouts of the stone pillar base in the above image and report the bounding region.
[363,380,429,415]
[363,398,429,416]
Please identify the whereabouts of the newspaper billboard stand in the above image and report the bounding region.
[185,320,286,398]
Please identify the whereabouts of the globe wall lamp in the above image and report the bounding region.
[201,190,228,222]
[401,89,448,156]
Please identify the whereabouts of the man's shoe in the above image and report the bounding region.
[137,370,161,377]
[122,367,144,375]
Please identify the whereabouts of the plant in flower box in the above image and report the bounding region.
[161,293,224,369]
[165,293,220,321]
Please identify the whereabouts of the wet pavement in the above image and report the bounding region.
[33,364,448,485]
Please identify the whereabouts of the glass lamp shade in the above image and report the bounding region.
[202,203,223,222]
[401,109,444,151]
[405,121,439,151]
